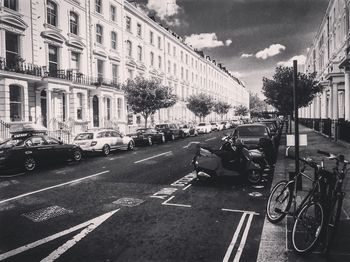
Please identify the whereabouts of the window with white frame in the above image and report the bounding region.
[126,40,132,57]
[96,24,103,44]
[157,36,161,49]
[95,0,102,13]
[150,52,154,67]
[71,52,80,72]
[137,46,142,61]
[106,97,111,121]
[4,0,17,11]
[180,51,183,62]
[158,56,162,69]
[137,23,142,37]
[76,93,83,120]
[111,31,117,49]
[5,31,19,66]
[97,59,104,79]
[168,60,171,73]
[9,85,22,122]
[110,5,116,21]
[173,46,176,57]
[117,98,122,119]
[47,0,57,26]
[150,31,154,45]
[70,12,78,35]
[48,45,58,76]
[112,64,119,83]
[126,16,131,31]
[173,63,176,75]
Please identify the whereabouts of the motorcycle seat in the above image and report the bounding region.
[249,149,264,158]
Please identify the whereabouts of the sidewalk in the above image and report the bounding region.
[257,124,350,262]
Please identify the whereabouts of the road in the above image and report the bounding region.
[0,130,272,262]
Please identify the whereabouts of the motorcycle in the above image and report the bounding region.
[189,136,270,184]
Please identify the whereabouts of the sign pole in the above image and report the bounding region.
[293,60,300,214]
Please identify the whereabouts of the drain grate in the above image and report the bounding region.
[113,197,144,207]
[22,205,73,222]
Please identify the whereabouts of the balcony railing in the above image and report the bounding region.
[0,57,42,77]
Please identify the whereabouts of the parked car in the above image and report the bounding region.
[180,124,198,137]
[73,129,134,156]
[129,128,166,146]
[196,122,212,134]
[220,121,231,130]
[231,124,275,165]
[0,126,82,172]
[230,120,241,128]
[155,123,184,141]
[210,122,219,131]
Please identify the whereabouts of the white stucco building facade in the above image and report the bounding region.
[0,0,249,140]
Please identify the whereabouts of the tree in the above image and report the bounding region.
[262,66,323,115]
[249,92,267,117]
[213,101,232,120]
[186,93,214,122]
[234,105,249,118]
[123,77,177,127]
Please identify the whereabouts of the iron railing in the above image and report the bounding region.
[338,119,350,143]
[0,120,11,141]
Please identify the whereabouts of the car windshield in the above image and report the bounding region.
[137,128,150,133]
[236,126,267,136]
[74,133,94,140]
[0,138,25,147]
[198,123,206,126]
[156,125,167,129]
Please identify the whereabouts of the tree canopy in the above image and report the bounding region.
[234,105,249,117]
[186,93,214,121]
[262,66,323,115]
[213,101,232,120]
[123,77,177,127]
[249,92,267,117]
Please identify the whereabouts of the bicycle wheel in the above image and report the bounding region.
[324,194,343,252]
[292,202,324,255]
[266,180,293,223]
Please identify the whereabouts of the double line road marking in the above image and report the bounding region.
[223,212,256,262]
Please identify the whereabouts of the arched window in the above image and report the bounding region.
[70,12,78,35]
[9,85,22,122]
[137,46,142,61]
[47,0,57,26]
[96,24,103,44]
[126,40,132,57]
[111,32,117,50]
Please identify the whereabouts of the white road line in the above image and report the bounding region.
[162,196,191,208]
[233,213,254,262]
[134,151,172,163]
[342,207,350,219]
[0,170,110,205]
[182,184,192,191]
[221,208,259,216]
[0,209,120,261]
[223,213,247,262]
[0,173,25,178]
[183,145,189,148]
[205,137,216,141]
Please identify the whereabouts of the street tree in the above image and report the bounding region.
[186,93,214,122]
[123,77,177,127]
[234,105,249,118]
[249,92,267,117]
[213,101,232,120]
[262,66,323,115]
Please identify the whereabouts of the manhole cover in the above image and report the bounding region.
[249,192,263,197]
[22,206,73,222]
[113,198,144,207]
[252,185,265,189]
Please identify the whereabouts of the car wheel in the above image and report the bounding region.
[102,144,110,156]
[161,135,166,143]
[127,141,134,150]
[148,137,153,146]
[24,157,36,172]
[171,134,175,141]
[73,149,82,162]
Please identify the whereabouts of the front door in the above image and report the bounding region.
[40,90,47,127]
[93,95,99,127]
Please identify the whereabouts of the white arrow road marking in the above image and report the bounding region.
[134,151,172,163]
[0,209,120,261]
[0,171,110,205]
[162,196,191,208]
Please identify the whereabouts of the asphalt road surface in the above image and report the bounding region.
[0,130,273,262]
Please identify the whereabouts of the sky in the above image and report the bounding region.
[134,0,329,97]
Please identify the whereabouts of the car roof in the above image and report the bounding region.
[80,129,117,134]
[237,123,267,128]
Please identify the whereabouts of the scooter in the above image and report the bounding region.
[189,136,269,184]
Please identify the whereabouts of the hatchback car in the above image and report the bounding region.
[74,130,134,156]
[196,122,212,134]
[210,122,220,131]
[155,123,183,141]
[130,128,166,146]
[180,124,198,137]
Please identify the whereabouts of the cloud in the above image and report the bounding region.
[146,0,182,26]
[255,44,286,59]
[185,33,230,49]
[241,53,254,58]
[230,71,243,78]
[277,55,306,66]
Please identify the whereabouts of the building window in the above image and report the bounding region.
[157,36,161,49]
[97,59,104,79]
[5,31,19,67]
[181,67,184,79]
[127,69,133,80]
[96,24,103,44]
[110,5,116,21]
[106,97,111,121]
[137,23,142,37]
[47,0,57,26]
[112,64,119,83]
[158,56,162,69]
[4,0,17,11]
[173,63,176,75]
[111,32,117,49]
[168,60,171,73]
[173,47,176,57]
[150,31,154,45]
[76,93,83,120]
[71,52,79,72]
[185,54,188,64]
[126,16,131,31]
[126,40,132,57]
[9,85,22,122]
[95,0,102,13]
[137,46,142,61]
[168,42,171,54]
[70,12,78,35]
[150,52,154,67]
[48,45,58,76]
[117,98,122,119]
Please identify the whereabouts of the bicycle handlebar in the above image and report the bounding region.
[317,150,348,164]
[299,157,318,169]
